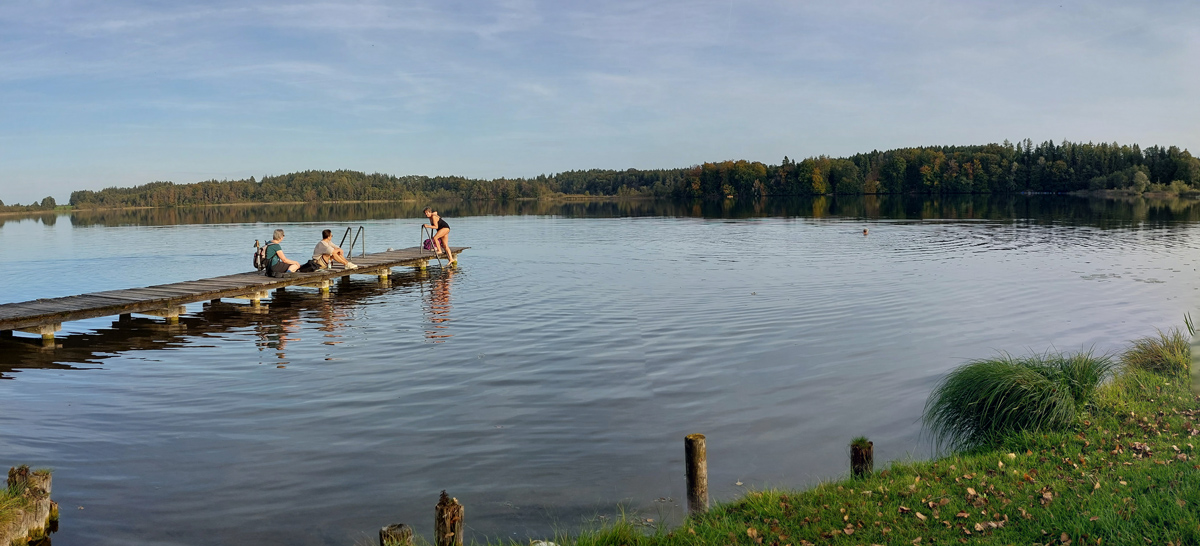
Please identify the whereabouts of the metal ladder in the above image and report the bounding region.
[338,226,366,258]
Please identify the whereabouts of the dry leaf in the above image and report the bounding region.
[956,511,969,518]
[915,512,927,521]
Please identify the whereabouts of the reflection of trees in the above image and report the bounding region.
[0,273,413,379]
[422,268,456,343]
[44,195,1200,229]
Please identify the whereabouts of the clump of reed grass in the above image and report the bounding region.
[923,351,1114,451]
[1121,327,1190,377]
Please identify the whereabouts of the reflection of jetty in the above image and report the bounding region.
[0,246,466,342]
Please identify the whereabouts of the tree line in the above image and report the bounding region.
[0,196,57,213]
[49,140,1200,209]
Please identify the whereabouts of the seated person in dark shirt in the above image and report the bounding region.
[265,229,301,276]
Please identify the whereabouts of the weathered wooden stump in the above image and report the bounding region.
[379,523,413,546]
[434,490,464,546]
[685,433,708,514]
[1,466,55,546]
[850,437,874,478]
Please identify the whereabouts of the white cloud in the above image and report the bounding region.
[0,0,1198,203]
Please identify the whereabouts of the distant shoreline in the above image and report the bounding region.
[0,194,657,220]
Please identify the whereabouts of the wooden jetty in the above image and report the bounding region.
[0,246,466,341]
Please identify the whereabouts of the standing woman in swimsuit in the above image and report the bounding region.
[423,207,455,265]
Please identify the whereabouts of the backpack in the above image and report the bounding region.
[253,240,269,274]
[423,238,436,251]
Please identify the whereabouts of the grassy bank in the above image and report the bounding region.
[560,330,1199,546]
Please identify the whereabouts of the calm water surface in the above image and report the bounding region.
[1,196,1198,545]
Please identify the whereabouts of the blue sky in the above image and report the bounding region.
[1,0,1197,204]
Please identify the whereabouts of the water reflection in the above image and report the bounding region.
[0,273,418,379]
[423,267,456,343]
[1,194,1198,229]
[258,315,300,367]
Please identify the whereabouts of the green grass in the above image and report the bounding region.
[922,351,1115,451]
[522,332,1199,546]
[559,369,1199,545]
[1123,328,1190,378]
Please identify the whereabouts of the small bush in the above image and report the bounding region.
[1122,328,1189,377]
[923,351,1114,451]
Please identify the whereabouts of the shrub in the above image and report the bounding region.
[1122,328,1190,377]
[923,351,1114,451]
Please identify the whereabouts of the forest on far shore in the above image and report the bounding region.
[4,139,1198,212]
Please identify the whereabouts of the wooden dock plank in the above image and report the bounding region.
[0,246,467,332]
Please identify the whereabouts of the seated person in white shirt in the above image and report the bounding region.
[312,229,358,270]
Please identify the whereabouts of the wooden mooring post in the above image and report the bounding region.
[435,490,464,546]
[685,433,708,514]
[379,523,413,546]
[850,437,873,478]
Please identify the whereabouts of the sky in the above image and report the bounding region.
[1,0,1198,204]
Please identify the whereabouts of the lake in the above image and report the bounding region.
[1,195,1198,545]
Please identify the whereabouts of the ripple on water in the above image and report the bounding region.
[2,211,1200,544]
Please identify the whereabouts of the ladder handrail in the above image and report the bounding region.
[337,226,366,258]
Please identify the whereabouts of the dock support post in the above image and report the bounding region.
[139,305,187,324]
[303,280,332,297]
[685,433,709,514]
[380,523,414,546]
[231,290,270,307]
[435,491,464,546]
[416,260,428,272]
[18,323,62,343]
[850,438,873,478]
[119,313,132,322]
[378,268,390,282]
